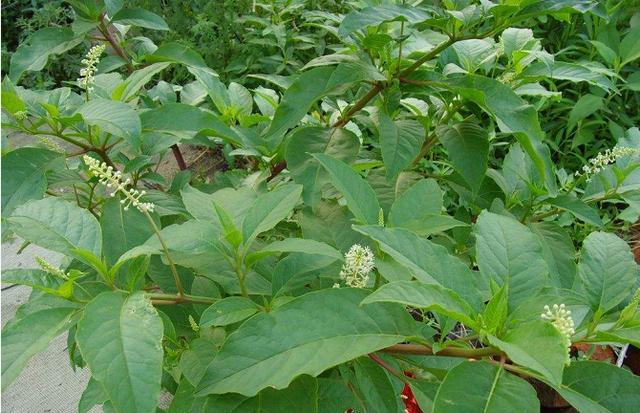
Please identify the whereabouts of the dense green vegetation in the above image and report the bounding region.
[1,1,639,412]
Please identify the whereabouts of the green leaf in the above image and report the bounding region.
[432,361,539,413]
[76,292,163,413]
[313,153,381,225]
[110,8,169,30]
[1,268,65,295]
[523,61,615,92]
[547,194,602,226]
[200,297,260,327]
[449,74,555,190]
[593,327,640,347]
[241,184,302,246]
[114,62,171,102]
[353,357,403,412]
[9,27,83,82]
[529,222,577,289]
[481,283,509,336]
[196,288,416,396]
[1,147,63,216]
[556,361,640,413]
[378,111,424,179]
[285,127,360,205]
[620,25,640,66]
[188,67,230,112]
[1,306,76,390]
[488,320,567,386]
[204,376,319,413]
[339,4,429,37]
[147,42,211,70]
[474,211,549,308]
[180,338,218,386]
[140,103,240,146]
[362,281,478,328]
[79,378,108,413]
[100,197,155,266]
[258,238,342,260]
[8,197,102,257]
[76,98,141,145]
[438,122,489,193]
[576,231,637,313]
[354,225,484,310]
[264,64,376,149]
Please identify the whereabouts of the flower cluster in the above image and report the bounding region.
[13,110,27,121]
[83,155,155,213]
[541,304,575,347]
[576,146,639,181]
[188,315,200,332]
[77,44,105,93]
[339,244,375,288]
[39,137,64,153]
[37,257,68,279]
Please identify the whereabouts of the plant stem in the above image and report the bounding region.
[143,213,185,299]
[368,353,409,383]
[381,343,502,358]
[148,292,216,305]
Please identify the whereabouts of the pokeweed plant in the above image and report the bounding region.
[1,1,640,412]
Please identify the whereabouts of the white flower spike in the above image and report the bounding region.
[575,146,639,181]
[77,44,106,93]
[84,155,155,213]
[541,303,575,362]
[339,244,375,288]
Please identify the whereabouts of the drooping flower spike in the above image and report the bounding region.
[339,244,375,288]
[84,155,155,213]
[575,146,639,181]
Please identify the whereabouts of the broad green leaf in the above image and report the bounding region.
[204,376,319,413]
[523,62,615,92]
[147,42,211,70]
[140,103,240,146]
[1,306,76,390]
[79,378,108,413]
[196,288,416,396]
[389,179,443,222]
[355,225,484,310]
[76,292,163,413]
[339,4,429,37]
[488,320,567,386]
[362,281,478,328]
[264,64,376,148]
[438,122,489,193]
[272,253,338,296]
[285,127,360,205]
[181,185,256,226]
[481,283,509,335]
[258,238,342,260]
[9,27,83,82]
[180,338,218,386]
[188,67,230,112]
[501,28,535,57]
[530,222,577,289]
[228,82,253,116]
[378,111,424,179]
[432,361,539,413]
[76,98,141,145]
[474,211,549,307]
[449,74,555,190]
[593,327,640,348]
[567,94,604,133]
[620,25,640,66]
[1,268,65,295]
[1,147,63,215]
[556,361,640,413]
[241,184,302,246]
[110,8,169,30]
[313,153,381,225]
[8,197,102,257]
[115,62,171,102]
[576,232,637,313]
[547,194,602,226]
[353,357,403,412]
[100,197,155,266]
[200,297,260,327]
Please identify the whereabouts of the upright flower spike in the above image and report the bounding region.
[339,244,375,288]
[541,303,575,363]
[37,257,68,280]
[575,146,639,181]
[77,44,106,94]
[84,155,155,213]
